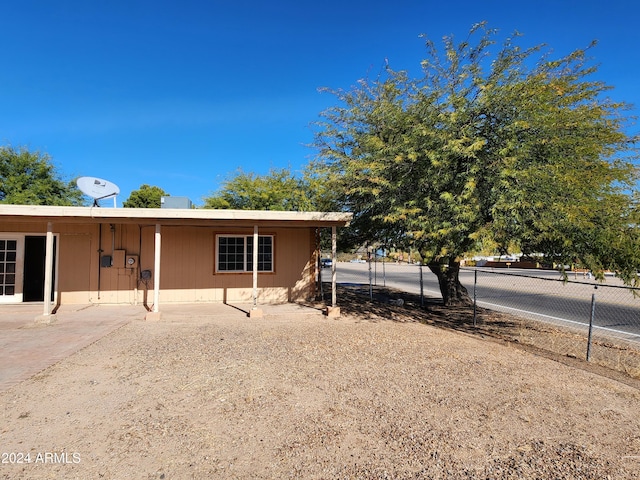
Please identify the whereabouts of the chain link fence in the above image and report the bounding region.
[333,262,640,378]
[461,267,640,378]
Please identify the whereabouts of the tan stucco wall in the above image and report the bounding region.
[0,221,317,306]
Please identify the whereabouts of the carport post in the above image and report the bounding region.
[323,226,341,317]
[331,226,337,308]
[35,222,56,323]
[249,225,263,318]
[43,222,54,316]
[252,225,258,308]
[153,224,161,313]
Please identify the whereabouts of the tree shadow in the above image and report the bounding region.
[326,283,640,387]
[327,283,517,336]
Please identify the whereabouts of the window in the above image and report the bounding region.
[216,235,273,272]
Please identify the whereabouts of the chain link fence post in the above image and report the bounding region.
[419,263,424,308]
[368,252,373,300]
[587,288,597,361]
[382,252,386,287]
[374,251,377,286]
[473,269,478,327]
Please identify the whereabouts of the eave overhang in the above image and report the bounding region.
[0,205,352,228]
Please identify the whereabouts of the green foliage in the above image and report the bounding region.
[203,167,331,211]
[0,146,84,206]
[123,184,169,208]
[314,23,639,301]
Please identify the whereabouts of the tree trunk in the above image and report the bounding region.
[428,259,472,307]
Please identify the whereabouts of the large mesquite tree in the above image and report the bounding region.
[313,24,639,305]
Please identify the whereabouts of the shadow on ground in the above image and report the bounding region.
[327,282,505,334]
[326,283,640,389]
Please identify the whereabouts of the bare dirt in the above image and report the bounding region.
[1,288,639,479]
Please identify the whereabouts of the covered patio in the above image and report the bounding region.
[0,205,352,322]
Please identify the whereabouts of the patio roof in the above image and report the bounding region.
[0,204,352,227]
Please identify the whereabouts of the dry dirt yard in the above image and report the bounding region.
[1,295,639,479]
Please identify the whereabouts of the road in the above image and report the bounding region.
[330,262,640,342]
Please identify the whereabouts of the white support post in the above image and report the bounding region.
[332,226,337,308]
[253,225,258,307]
[146,223,162,320]
[153,224,161,312]
[249,225,263,317]
[325,225,340,317]
[36,223,56,323]
[43,222,54,316]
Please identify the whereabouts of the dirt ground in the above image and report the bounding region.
[1,291,639,479]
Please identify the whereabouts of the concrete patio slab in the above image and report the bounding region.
[0,301,327,392]
[0,304,145,392]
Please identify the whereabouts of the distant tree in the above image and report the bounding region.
[314,23,639,305]
[0,146,84,205]
[123,184,169,208]
[204,167,320,211]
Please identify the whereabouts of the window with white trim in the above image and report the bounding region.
[216,235,273,272]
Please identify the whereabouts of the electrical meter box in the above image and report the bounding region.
[126,255,139,268]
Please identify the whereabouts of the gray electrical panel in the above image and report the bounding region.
[101,255,113,267]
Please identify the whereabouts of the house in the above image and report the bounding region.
[0,205,351,320]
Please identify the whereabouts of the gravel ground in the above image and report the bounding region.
[1,294,639,479]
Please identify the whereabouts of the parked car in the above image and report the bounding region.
[321,258,333,268]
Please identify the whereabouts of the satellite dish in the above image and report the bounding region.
[77,176,120,207]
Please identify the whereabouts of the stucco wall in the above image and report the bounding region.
[0,221,316,306]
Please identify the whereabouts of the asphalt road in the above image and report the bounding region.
[331,262,640,342]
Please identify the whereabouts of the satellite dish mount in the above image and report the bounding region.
[77,177,120,207]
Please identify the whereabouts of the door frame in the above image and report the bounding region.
[0,233,59,304]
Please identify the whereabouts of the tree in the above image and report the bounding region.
[204,167,321,211]
[313,23,639,305]
[123,184,169,208]
[0,146,84,206]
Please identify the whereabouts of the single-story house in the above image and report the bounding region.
[0,204,352,320]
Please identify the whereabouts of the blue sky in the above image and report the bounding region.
[1,0,638,206]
